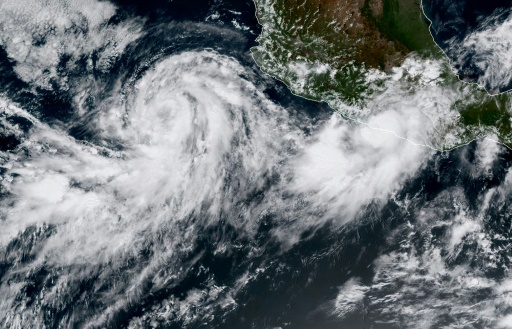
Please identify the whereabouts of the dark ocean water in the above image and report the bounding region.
[1,0,512,328]
[423,0,512,93]
[423,0,512,43]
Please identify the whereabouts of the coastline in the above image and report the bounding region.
[249,0,512,152]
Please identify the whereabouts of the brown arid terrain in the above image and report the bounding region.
[257,0,436,71]
[296,0,407,70]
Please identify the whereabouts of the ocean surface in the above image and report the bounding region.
[424,0,512,93]
[1,0,512,328]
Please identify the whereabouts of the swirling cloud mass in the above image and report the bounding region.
[1,0,512,328]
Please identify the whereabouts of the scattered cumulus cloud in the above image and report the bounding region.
[0,0,143,91]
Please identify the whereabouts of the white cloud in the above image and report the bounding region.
[330,278,368,319]
[0,50,304,326]
[320,182,512,328]
[0,51,297,262]
[288,112,429,221]
[0,48,441,325]
[0,0,143,91]
[0,0,510,326]
[448,216,481,252]
[458,11,512,93]
[498,315,512,329]
[475,136,503,172]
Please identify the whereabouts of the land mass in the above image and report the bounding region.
[252,0,512,149]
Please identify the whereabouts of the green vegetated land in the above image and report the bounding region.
[456,93,512,137]
[364,0,438,54]
[252,0,512,148]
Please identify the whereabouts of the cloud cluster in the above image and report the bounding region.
[288,113,428,221]
[0,46,438,326]
[0,50,301,326]
[324,146,512,328]
[0,0,143,92]
[446,10,512,94]
[0,2,475,325]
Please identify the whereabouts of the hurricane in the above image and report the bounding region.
[1,0,512,328]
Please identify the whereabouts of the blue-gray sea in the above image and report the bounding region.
[1,0,512,328]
